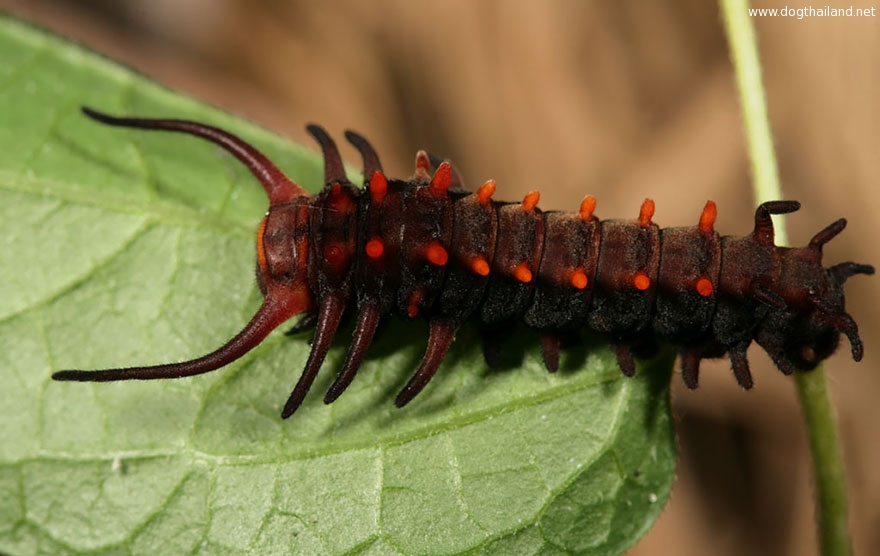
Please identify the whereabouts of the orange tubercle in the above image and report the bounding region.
[476,180,496,205]
[699,200,717,234]
[429,162,452,196]
[513,263,533,283]
[521,190,540,212]
[414,150,431,183]
[639,199,655,228]
[633,272,651,291]
[415,150,430,171]
[365,238,385,259]
[425,242,449,266]
[570,268,588,289]
[471,256,490,276]
[369,171,387,203]
[579,195,596,220]
[696,277,714,297]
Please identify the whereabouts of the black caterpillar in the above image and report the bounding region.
[53,108,874,418]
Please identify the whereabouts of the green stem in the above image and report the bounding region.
[795,369,852,556]
[719,1,852,555]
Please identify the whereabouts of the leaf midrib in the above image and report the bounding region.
[16,367,625,469]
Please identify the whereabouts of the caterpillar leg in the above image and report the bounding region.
[540,333,561,373]
[479,326,507,368]
[808,294,865,362]
[613,344,636,377]
[728,342,754,389]
[680,349,702,389]
[769,352,797,375]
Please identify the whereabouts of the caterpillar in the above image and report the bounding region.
[52,107,874,419]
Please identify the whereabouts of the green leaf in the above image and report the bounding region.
[0,16,675,555]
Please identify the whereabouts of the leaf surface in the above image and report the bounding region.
[0,17,675,555]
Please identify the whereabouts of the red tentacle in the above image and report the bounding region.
[52,290,307,382]
[81,107,307,205]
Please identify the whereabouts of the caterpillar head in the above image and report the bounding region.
[755,219,874,374]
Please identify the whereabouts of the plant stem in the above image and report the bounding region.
[719,1,852,555]
[719,0,785,236]
[795,369,852,556]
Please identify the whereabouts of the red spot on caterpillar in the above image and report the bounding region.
[699,200,717,234]
[471,257,490,276]
[365,238,384,259]
[696,277,714,297]
[634,272,651,290]
[521,191,540,212]
[579,195,596,220]
[570,269,588,289]
[513,263,533,283]
[429,162,452,197]
[639,199,655,228]
[476,180,496,205]
[369,171,387,203]
[425,242,449,266]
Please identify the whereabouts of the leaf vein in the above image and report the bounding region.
[0,220,153,329]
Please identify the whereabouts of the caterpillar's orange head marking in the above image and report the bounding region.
[256,215,270,290]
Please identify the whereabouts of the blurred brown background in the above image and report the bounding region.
[3,1,878,554]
